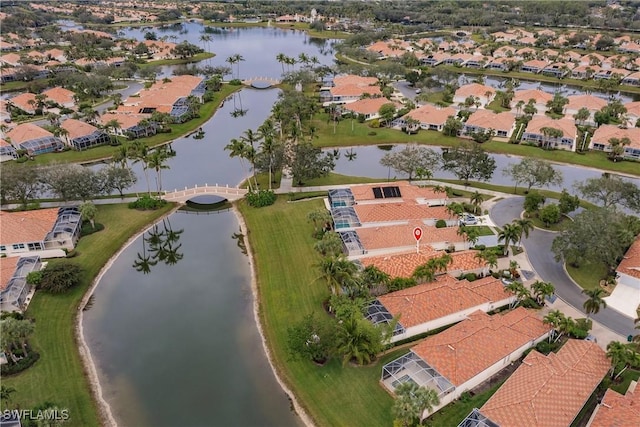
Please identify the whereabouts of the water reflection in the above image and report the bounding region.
[133,218,184,274]
[231,228,248,256]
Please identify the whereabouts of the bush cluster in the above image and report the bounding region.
[435,219,447,228]
[229,79,243,85]
[128,195,167,210]
[246,189,276,208]
[1,351,40,376]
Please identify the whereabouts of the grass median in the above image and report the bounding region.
[2,203,174,427]
[238,197,397,427]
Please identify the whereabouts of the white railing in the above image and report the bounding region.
[243,76,281,84]
[162,183,248,200]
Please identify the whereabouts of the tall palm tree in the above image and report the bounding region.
[241,129,260,189]
[258,119,279,190]
[582,288,608,318]
[225,138,253,192]
[513,218,534,248]
[130,140,151,195]
[469,191,485,215]
[14,319,34,357]
[606,341,640,379]
[412,263,436,284]
[315,255,358,295]
[146,147,170,193]
[497,224,521,256]
[276,53,287,75]
[334,316,379,366]
[543,309,565,343]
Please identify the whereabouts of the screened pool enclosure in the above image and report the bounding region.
[338,230,365,256]
[70,130,110,150]
[331,207,360,229]
[381,351,455,396]
[18,136,63,155]
[328,188,355,208]
[365,299,405,336]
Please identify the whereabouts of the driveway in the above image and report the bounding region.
[490,197,636,338]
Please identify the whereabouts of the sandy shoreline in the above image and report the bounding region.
[75,206,180,427]
[233,206,315,427]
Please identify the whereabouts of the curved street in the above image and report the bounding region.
[490,197,636,338]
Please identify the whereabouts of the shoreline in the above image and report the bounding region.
[232,204,315,427]
[75,205,181,427]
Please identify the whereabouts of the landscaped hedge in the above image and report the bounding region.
[1,351,40,376]
[128,195,167,210]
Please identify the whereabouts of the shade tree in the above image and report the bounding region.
[379,145,440,181]
[502,158,563,192]
[441,141,496,185]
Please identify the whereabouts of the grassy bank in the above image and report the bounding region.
[205,21,349,39]
[140,52,214,67]
[238,197,397,426]
[2,203,174,427]
[18,85,240,166]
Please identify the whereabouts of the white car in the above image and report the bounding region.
[460,214,478,225]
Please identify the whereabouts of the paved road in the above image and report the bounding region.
[490,197,636,338]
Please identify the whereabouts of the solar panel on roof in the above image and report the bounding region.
[382,186,401,198]
[372,187,383,199]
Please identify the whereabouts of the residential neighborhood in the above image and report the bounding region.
[1,1,640,427]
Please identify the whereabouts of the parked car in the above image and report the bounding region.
[415,89,422,94]
[460,214,478,225]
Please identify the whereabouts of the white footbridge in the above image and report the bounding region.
[162,184,248,203]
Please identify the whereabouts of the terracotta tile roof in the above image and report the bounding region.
[522,59,549,69]
[0,53,21,66]
[566,94,608,112]
[412,308,549,386]
[590,385,640,427]
[127,75,203,112]
[466,110,515,132]
[378,276,513,329]
[617,234,640,280]
[8,93,37,113]
[626,101,640,117]
[100,112,150,130]
[513,89,553,105]
[404,105,457,126]
[480,339,610,427]
[330,84,381,98]
[343,98,399,115]
[454,83,496,99]
[525,116,576,139]
[354,202,451,224]
[360,249,485,279]
[6,123,54,144]
[0,257,19,291]
[333,75,379,87]
[592,125,640,149]
[357,222,464,251]
[42,86,76,107]
[61,119,99,140]
[0,139,12,148]
[0,208,59,245]
[350,181,448,203]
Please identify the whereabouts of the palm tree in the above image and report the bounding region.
[513,218,534,248]
[393,382,440,427]
[13,319,34,357]
[469,191,485,215]
[225,138,253,192]
[506,281,531,308]
[276,53,287,75]
[105,118,122,135]
[0,385,16,408]
[543,309,565,343]
[146,147,170,193]
[476,249,498,271]
[412,263,436,284]
[497,223,521,256]
[258,119,279,190]
[531,280,555,305]
[334,316,379,366]
[606,341,640,379]
[315,255,358,295]
[582,288,608,318]
[241,129,260,189]
[129,140,151,195]
[540,126,563,150]
[113,143,131,169]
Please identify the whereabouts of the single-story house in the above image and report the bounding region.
[460,339,609,427]
[542,62,571,78]
[420,52,448,67]
[342,98,399,121]
[61,118,111,150]
[520,59,548,74]
[328,83,382,104]
[401,105,457,131]
[349,181,449,207]
[0,207,82,258]
[453,83,496,107]
[5,123,64,155]
[8,92,37,115]
[353,202,454,227]
[521,116,577,151]
[367,275,514,343]
[42,86,76,110]
[512,89,553,115]
[463,110,516,139]
[589,125,640,161]
[625,101,640,127]
[381,308,550,417]
[622,71,640,86]
[0,256,42,312]
[565,94,608,123]
[587,380,640,426]
[100,112,156,139]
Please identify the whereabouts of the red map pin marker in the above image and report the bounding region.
[413,227,423,242]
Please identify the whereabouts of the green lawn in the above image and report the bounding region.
[423,379,506,426]
[15,85,240,166]
[2,203,175,426]
[241,171,282,190]
[301,172,393,187]
[238,197,397,427]
[611,369,640,394]
[465,225,495,236]
[566,262,609,291]
[486,99,510,113]
[530,214,570,232]
[206,21,350,39]
[140,52,214,67]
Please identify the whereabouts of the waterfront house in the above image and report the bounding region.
[589,125,640,161]
[0,207,82,258]
[0,256,42,312]
[8,93,37,115]
[60,118,110,150]
[401,104,457,131]
[366,275,513,343]
[459,339,609,427]
[453,83,496,107]
[565,94,608,125]
[5,123,63,155]
[463,110,516,139]
[342,98,399,121]
[381,308,549,417]
[42,86,77,111]
[521,116,577,151]
[603,235,640,318]
[100,112,156,139]
[588,380,640,426]
[0,138,17,161]
[512,89,553,115]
